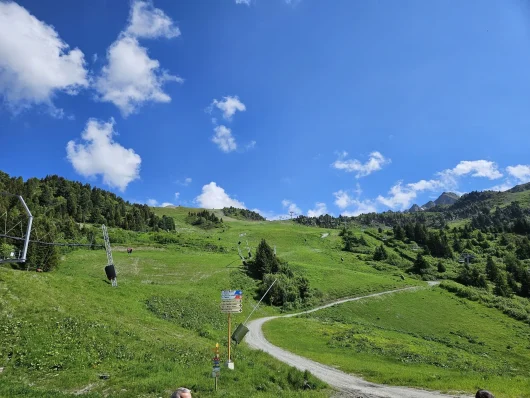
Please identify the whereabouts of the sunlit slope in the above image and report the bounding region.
[264,287,530,398]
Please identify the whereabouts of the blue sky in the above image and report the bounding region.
[1,0,530,219]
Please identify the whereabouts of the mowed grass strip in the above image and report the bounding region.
[263,287,530,398]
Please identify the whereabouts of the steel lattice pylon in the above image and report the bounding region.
[101,225,113,266]
[102,225,117,287]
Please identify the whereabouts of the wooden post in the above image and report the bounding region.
[215,375,218,391]
[228,312,231,362]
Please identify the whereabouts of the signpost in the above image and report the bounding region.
[212,343,220,391]
[221,290,242,370]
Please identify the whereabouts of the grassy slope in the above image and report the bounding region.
[0,208,418,397]
[264,287,530,398]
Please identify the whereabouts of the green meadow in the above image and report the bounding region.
[264,287,530,398]
[1,206,529,397]
[0,208,417,397]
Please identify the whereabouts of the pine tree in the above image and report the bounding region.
[485,256,499,282]
[494,273,510,297]
[373,245,388,261]
[412,253,429,274]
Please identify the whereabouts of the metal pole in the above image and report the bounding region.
[228,312,231,362]
[19,196,33,262]
[244,279,277,324]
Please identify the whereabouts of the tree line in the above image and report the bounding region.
[222,207,265,221]
[0,171,175,270]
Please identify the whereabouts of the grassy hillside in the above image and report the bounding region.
[0,208,420,397]
[264,287,530,398]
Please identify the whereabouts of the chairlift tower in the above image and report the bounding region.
[102,225,117,286]
[0,192,33,264]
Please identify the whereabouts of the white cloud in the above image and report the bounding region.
[95,36,182,117]
[161,202,174,207]
[0,1,88,114]
[147,199,159,206]
[245,140,257,150]
[66,118,141,191]
[92,53,98,63]
[177,177,192,186]
[488,182,514,192]
[377,182,419,210]
[341,200,377,216]
[175,192,180,199]
[210,96,246,120]
[333,190,377,216]
[376,178,446,210]
[282,199,301,215]
[212,125,237,153]
[126,0,180,39]
[307,202,328,217]
[332,151,391,178]
[506,165,530,183]
[442,160,503,180]
[235,0,251,5]
[333,190,354,210]
[195,182,245,209]
[95,0,181,116]
[376,159,504,211]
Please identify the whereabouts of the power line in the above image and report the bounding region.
[0,233,104,248]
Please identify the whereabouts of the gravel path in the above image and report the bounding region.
[245,284,472,398]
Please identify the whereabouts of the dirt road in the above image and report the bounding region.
[245,285,472,398]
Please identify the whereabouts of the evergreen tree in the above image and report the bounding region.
[373,245,388,261]
[412,253,429,274]
[494,273,511,297]
[485,256,500,282]
[437,261,446,273]
[250,239,280,279]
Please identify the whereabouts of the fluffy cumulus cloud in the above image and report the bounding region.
[235,0,251,5]
[147,198,158,206]
[340,200,377,217]
[95,0,182,116]
[333,190,377,216]
[442,160,503,180]
[210,96,246,120]
[161,202,174,207]
[126,0,180,39]
[212,125,237,153]
[66,118,141,191]
[195,182,245,209]
[207,95,253,152]
[0,1,88,114]
[282,200,302,215]
[332,151,391,178]
[377,182,422,210]
[506,165,530,183]
[307,202,328,217]
[174,192,180,199]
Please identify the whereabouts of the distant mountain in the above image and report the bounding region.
[434,192,460,206]
[423,201,436,210]
[408,204,422,212]
[407,192,460,213]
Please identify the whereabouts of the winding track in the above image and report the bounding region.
[244,285,472,398]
